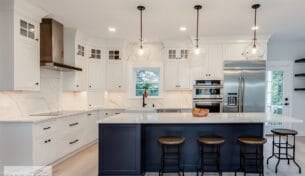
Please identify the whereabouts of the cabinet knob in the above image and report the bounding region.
[35,38,39,41]
[88,113,92,116]
[284,103,289,106]
[35,82,39,86]
[89,85,92,88]
[118,85,121,88]
[76,85,79,87]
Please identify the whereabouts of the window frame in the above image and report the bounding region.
[129,65,163,99]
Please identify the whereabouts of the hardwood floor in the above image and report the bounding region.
[52,137,305,176]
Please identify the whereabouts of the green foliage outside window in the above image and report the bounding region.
[135,68,160,96]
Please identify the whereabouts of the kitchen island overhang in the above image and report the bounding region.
[98,113,302,176]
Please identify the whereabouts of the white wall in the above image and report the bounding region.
[267,39,305,135]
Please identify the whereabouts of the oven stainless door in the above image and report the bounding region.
[192,85,223,99]
[192,99,223,112]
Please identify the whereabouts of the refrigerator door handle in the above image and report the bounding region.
[241,76,245,112]
[238,76,242,112]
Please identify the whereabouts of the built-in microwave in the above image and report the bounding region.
[193,80,223,99]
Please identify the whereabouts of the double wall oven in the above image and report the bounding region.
[192,80,223,112]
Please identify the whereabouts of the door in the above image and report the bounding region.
[223,70,242,112]
[265,61,293,133]
[242,70,266,112]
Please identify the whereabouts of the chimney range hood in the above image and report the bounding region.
[40,18,82,72]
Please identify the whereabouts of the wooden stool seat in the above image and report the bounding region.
[238,137,266,145]
[271,128,298,136]
[198,136,225,145]
[158,136,185,145]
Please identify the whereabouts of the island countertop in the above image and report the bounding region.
[98,112,303,124]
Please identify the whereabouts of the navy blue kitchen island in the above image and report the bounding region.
[97,112,294,176]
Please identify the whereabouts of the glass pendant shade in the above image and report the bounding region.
[243,41,265,59]
[138,47,144,56]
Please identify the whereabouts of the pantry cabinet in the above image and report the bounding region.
[0,0,45,90]
[63,28,88,91]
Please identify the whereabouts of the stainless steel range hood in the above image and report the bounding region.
[40,18,82,72]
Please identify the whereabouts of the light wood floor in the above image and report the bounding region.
[52,137,305,176]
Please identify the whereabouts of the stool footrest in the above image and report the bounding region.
[274,143,294,148]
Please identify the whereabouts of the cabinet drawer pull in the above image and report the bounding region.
[69,122,79,127]
[44,139,51,143]
[69,139,79,145]
[88,113,92,116]
[43,126,51,130]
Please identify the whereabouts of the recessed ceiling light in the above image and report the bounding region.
[179,26,187,31]
[108,27,116,32]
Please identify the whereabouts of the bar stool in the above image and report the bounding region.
[267,128,302,173]
[158,136,185,176]
[197,136,225,176]
[235,136,266,176]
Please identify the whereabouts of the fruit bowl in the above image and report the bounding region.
[192,108,209,118]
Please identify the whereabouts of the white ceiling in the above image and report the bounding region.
[29,0,305,42]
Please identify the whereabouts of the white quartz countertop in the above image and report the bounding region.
[98,112,303,124]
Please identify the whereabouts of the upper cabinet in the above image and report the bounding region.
[87,41,105,91]
[164,48,191,90]
[62,28,88,91]
[105,47,125,91]
[223,42,267,60]
[191,44,224,80]
[0,0,46,91]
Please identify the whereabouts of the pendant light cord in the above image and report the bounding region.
[253,7,257,47]
[140,8,143,48]
[196,8,199,48]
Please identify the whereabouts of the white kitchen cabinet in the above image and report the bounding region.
[106,62,124,91]
[106,48,122,62]
[63,28,88,91]
[164,60,191,90]
[191,44,223,80]
[0,0,45,90]
[164,48,191,90]
[166,48,190,60]
[87,43,105,91]
[223,43,267,60]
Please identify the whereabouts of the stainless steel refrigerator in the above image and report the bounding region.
[223,60,266,112]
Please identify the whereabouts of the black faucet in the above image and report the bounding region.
[142,93,147,107]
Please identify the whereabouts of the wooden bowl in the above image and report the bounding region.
[192,108,209,118]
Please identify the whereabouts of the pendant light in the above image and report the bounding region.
[243,4,265,59]
[194,5,202,55]
[137,5,145,56]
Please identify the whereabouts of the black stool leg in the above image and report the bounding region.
[275,135,281,173]
[292,135,302,174]
[267,134,275,165]
[159,144,165,176]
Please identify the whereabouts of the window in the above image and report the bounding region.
[266,70,284,115]
[134,68,160,97]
